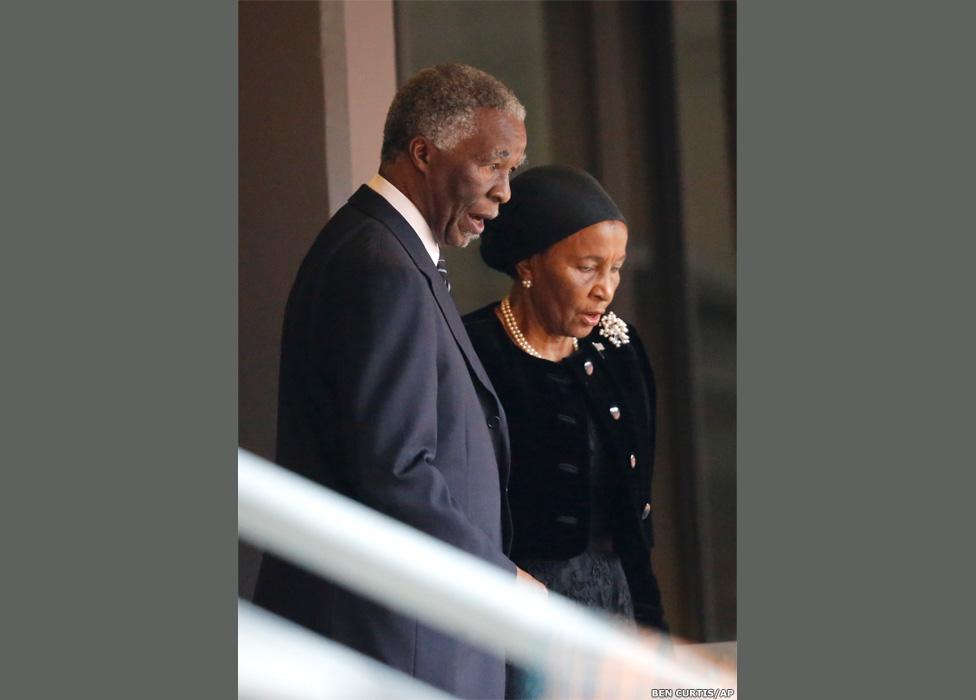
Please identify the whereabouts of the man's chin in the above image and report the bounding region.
[458,232,480,249]
[446,226,479,249]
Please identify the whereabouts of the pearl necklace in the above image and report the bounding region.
[499,296,578,359]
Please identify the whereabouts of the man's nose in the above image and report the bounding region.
[489,172,512,204]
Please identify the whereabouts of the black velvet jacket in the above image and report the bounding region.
[463,303,667,630]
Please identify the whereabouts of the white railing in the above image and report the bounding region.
[239,599,457,699]
[238,448,735,698]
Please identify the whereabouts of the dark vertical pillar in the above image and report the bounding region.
[722,1,737,215]
[630,0,707,641]
[543,0,598,173]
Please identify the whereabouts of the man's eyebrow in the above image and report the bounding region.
[483,151,528,170]
[489,149,527,164]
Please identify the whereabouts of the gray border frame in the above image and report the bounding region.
[3,1,236,697]
[738,1,974,697]
[4,1,974,697]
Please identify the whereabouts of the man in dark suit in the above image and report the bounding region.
[253,64,543,698]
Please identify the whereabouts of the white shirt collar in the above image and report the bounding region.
[366,173,440,265]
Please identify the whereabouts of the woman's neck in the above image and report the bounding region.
[496,285,576,362]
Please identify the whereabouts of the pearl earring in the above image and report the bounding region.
[521,279,532,288]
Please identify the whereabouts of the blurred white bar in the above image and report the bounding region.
[238,448,735,694]
[239,599,457,699]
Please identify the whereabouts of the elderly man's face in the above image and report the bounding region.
[424,108,527,248]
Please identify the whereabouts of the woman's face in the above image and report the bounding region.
[518,220,628,339]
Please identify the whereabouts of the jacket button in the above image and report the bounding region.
[641,502,652,520]
[487,416,500,430]
[609,406,621,420]
[629,453,637,469]
[583,360,594,376]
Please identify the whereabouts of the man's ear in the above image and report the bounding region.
[408,136,434,174]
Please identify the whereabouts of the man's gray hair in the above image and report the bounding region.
[381,64,526,163]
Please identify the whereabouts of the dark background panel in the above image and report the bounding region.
[238,1,333,598]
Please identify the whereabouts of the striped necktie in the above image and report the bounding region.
[436,258,451,293]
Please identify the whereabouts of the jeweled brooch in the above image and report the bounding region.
[598,311,630,347]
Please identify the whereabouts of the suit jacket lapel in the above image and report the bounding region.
[347,186,502,400]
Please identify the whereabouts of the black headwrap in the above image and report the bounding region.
[479,164,625,277]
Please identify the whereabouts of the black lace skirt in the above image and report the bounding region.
[506,414,640,697]
[519,549,635,619]
[506,550,635,699]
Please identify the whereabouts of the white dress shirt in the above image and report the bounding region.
[366,174,439,265]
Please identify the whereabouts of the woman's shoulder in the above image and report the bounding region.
[462,301,506,353]
[462,301,498,327]
[462,302,537,399]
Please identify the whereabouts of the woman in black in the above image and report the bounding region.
[463,165,667,698]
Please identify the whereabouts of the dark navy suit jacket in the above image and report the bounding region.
[254,186,515,699]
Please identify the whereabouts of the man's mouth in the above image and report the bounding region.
[465,213,487,235]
